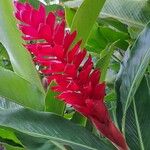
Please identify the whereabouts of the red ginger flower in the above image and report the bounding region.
[14,1,128,150]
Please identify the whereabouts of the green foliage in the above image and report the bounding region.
[0,108,113,150]
[125,75,150,150]
[71,0,106,47]
[116,21,150,126]
[0,0,150,149]
[0,128,21,146]
[45,88,65,115]
[65,7,76,27]
[96,42,118,81]
[0,67,45,110]
[15,133,64,150]
[0,0,45,94]
[65,0,150,28]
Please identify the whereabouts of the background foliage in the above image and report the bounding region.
[0,0,149,149]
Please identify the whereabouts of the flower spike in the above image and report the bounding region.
[14,1,128,150]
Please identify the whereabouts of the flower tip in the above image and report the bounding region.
[39,3,45,11]
[72,30,77,38]
[78,39,82,46]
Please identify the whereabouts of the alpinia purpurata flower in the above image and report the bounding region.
[14,1,128,149]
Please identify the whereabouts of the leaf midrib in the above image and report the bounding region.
[133,99,145,150]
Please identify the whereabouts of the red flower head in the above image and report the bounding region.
[14,1,128,150]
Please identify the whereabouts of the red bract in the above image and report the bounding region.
[14,1,128,150]
[55,9,65,19]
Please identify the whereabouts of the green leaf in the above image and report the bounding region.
[115,22,150,129]
[0,98,60,150]
[71,112,87,126]
[99,27,129,43]
[3,144,24,150]
[124,75,150,150]
[0,98,23,148]
[98,17,128,33]
[0,0,45,93]
[0,108,113,150]
[71,0,106,47]
[65,0,150,28]
[86,23,107,53]
[0,128,21,146]
[96,42,117,81]
[101,0,150,28]
[65,7,76,27]
[45,89,65,115]
[0,97,22,110]
[0,67,45,110]
[16,133,64,150]
[105,91,117,102]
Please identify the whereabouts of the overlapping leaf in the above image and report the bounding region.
[116,21,150,124]
[0,67,45,110]
[65,0,150,28]
[0,108,113,150]
[124,75,150,150]
[0,0,45,93]
[71,0,106,47]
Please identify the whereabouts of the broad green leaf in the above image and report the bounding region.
[71,0,106,47]
[0,98,23,148]
[124,75,150,150]
[115,22,150,129]
[16,133,64,150]
[0,98,60,150]
[0,108,113,150]
[0,97,22,110]
[0,0,45,93]
[45,89,65,115]
[101,0,150,28]
[0,67,45,110]
[65,0,150,28]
